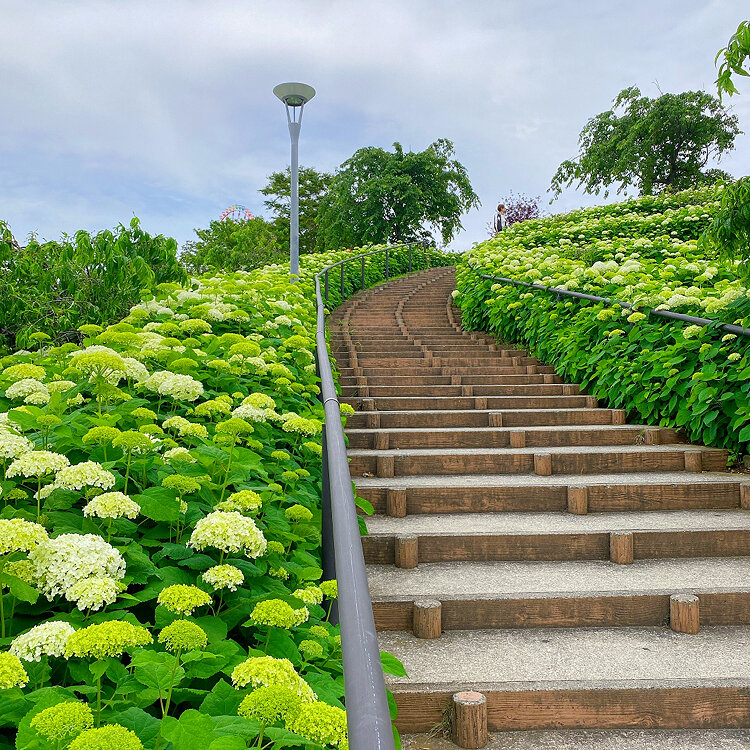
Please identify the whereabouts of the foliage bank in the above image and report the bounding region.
[0,219,185,355]
[456,185,750,453]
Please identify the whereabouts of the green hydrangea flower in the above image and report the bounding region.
[287,700,348,747]
[68,724,143,750]
[158,620,208,653]
[0,652,29,689]
[237,686,301,725]
[231,655,316,700]
[285,504,313,523]
[64,621,152,660]
[320,580,338,599]
[251,599,309,629]
[157,584,212,615]
[30,701,94,741]
[299,640,324,659]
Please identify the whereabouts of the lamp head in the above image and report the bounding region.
[273,82,316,107]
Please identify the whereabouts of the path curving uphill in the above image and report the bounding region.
[330,267,750,749]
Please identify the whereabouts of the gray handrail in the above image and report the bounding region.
[468,264,750,337]
[313,242,432,750]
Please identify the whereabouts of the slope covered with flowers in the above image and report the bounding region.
[0,247,453,750]
[456,185,750,453]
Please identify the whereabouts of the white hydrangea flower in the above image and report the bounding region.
[6,451,70,478]
[202,564,244,592]
[0,432,34,460]
[144,371,204,402]
[163,447,196,464]
[83,492,140,519]
[122,357,150,382]
[10,621,76,661]
[55,461,116,491]
[65,575,123,611]
[29,533,126,601]
[189,511,267,558]
[231,404,269,423]
[5,379,49,401]
[46,380,78,394]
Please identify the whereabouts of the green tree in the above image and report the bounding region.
[259,166,332,254]
[550,87,740,198]
[716,19,750,100]
[704,20,750,272]
[180,217,283,275]
[317,139,479,250]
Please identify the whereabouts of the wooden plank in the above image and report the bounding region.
[415,533,609,562]
[634,530,750,559]
[700,592,750,625]
[587,483,740,511]
[439,595,670,630]
[390,685,750,732]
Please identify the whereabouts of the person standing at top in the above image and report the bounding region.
[493,203,507,234]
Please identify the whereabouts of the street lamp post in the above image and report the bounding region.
[273,82,316,281]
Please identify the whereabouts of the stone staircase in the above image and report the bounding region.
[329,267,750,749]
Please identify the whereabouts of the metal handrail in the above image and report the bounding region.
[467,263,750,337]
[313,242,432,750]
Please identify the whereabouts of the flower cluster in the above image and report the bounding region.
[231,655,316,701]
[157,584,212,615]
[0,518,48,555]
[30,701,94,741]
[202,564,244,592]
[251,599,310,629]
[10,621,76,661]
[0,652,29,689]
[64,620,153,660]
[287,700,348,747]
[188,510,267,557]
[83,492,140,519]
[158,619,208,652]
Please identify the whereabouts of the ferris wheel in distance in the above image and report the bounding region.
[219,204,254,222]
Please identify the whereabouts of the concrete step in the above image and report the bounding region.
[402,729,750,750]
[338,375,565,387]
[348,445,728,478]
[345,425,679,449]
[337,366,557,377]
[380,626,750,731]
[353,472,744,514]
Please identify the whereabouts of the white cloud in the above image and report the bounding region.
[0,0,748,246]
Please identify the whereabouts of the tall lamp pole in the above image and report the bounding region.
[273,82,316,281]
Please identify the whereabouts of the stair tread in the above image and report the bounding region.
[365,509,750,536]
[368,557,750,599]
[402,729,750,750]
[378,625,750,686]
[354,471,741,487]
[347,424,648,434]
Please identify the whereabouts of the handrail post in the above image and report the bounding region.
[361,255,366,290]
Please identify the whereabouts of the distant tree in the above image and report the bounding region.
[487,192,542,235]
[259,166,332,254]
[550,87,740,199]
[180,217,283,274]
[317,139,480,250]
[716,20,750,100]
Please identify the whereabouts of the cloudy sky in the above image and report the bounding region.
[1,0,749,251]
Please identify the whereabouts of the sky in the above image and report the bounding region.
[1,0,749,252]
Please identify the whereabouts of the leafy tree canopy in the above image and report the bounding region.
[259,166,332,254]
[180,217,283,274]
[550,86,741,199]
[317,139,479,250]
[716,19,750,99]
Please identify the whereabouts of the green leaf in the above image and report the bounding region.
[4,573,39,603]
[161,709,217,750]
[110,707,161,748]
[132,650,184,693]
[198,679,243,717]
[134,487,180,522]
[380,651,407,677]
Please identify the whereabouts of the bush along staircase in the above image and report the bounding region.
[330,267,750,748]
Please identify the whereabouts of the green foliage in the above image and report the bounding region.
[0,219,185,353]
[0,245,455,749]
[317,139,480,250]
[457,186,750,453]
[259,167,332,255]
[550,86,740,198]
[702,177,750,273]
[180,218,283,275]
[716,19,750,99]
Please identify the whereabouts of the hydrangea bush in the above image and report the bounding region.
[0,246,452,749]
[456,184,750,453]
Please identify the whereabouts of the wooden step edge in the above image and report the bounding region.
[389,681,750,732]
[371,590,750,632]
[362,529,750,564]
